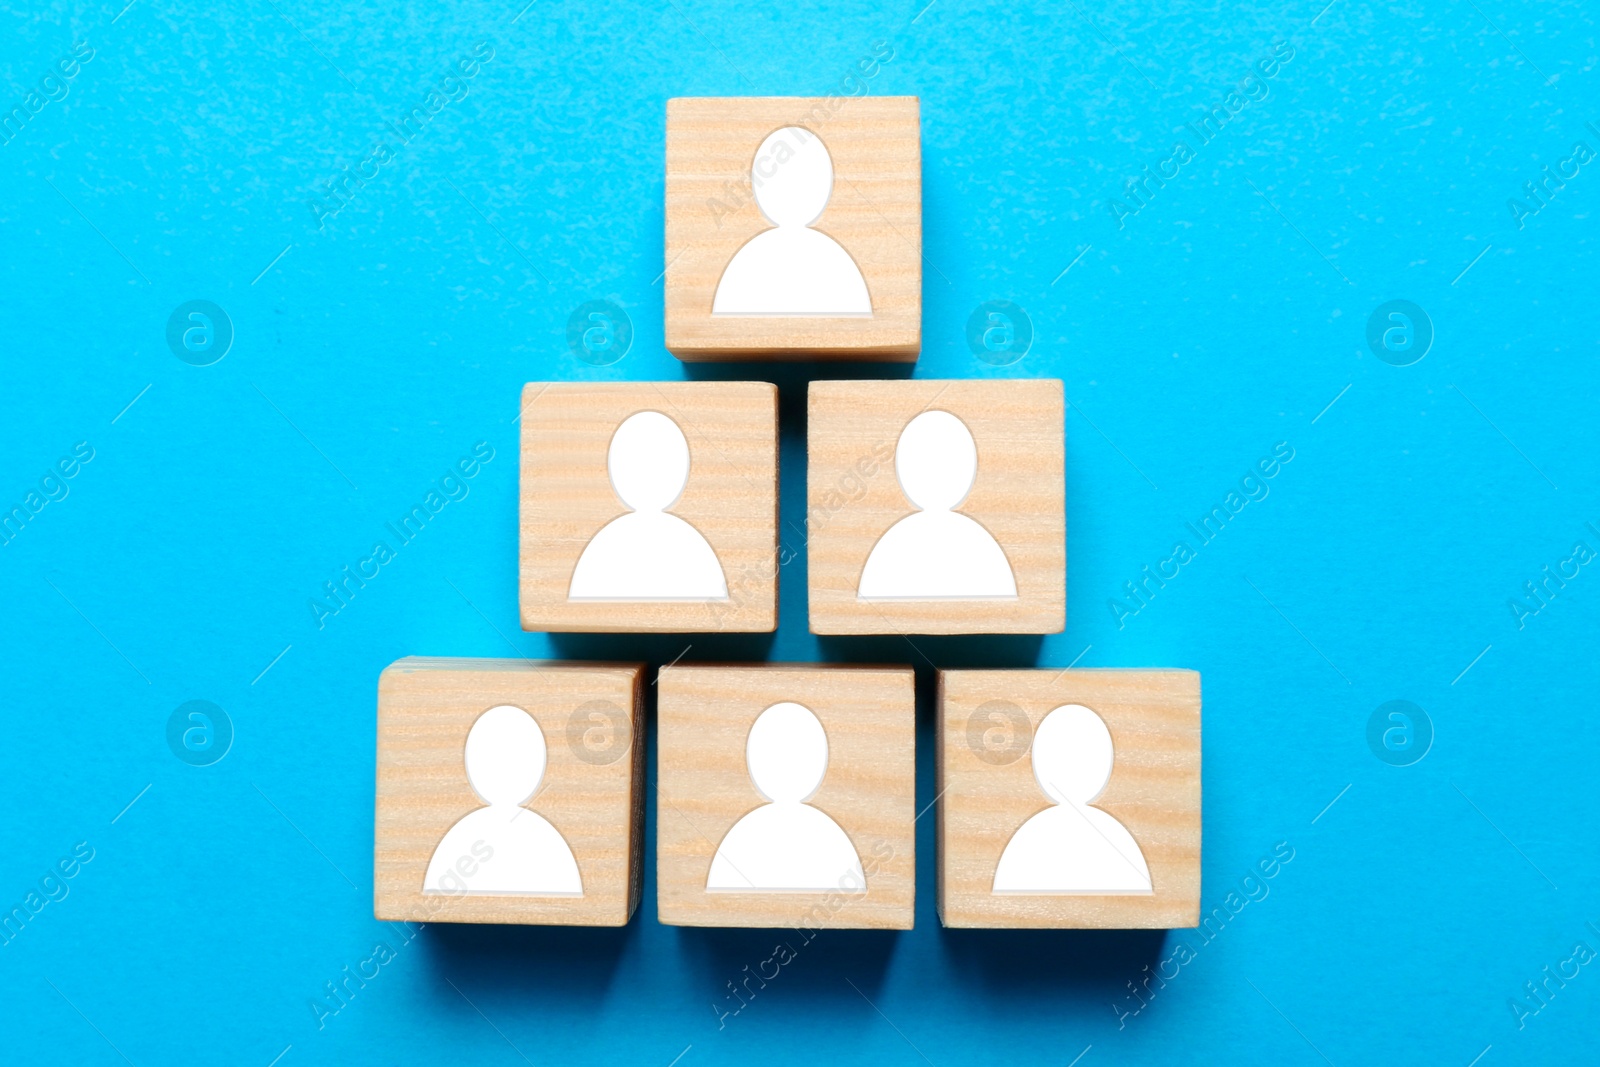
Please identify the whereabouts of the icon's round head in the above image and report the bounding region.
[751,127,833,228]
[745,701,828,803]
[1031,704,1113,805]
[464,704,546,806]
[608,410,689,512]
[895,409,978,511]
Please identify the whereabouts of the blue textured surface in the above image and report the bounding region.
[2,0,1597,1062]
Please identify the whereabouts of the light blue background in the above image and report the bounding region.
[2,0,1596,1062]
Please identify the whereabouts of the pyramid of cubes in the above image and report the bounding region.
[373,96,1201,934]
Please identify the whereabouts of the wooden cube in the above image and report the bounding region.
[656,664,916,929]
[374,657,645,927]
[937,669,1201,928]
[664,96,921,361]
[519,381,778,633]
[807,379,1065,634]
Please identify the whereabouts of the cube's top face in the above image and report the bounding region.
[519,381,779,633]
[664,96,921,361]
[374,658,645,927]
[655,665,917,929]
[807,378,1066,635]
[937,669,1201,929]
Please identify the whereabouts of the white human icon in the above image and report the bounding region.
[423,705,582,896]
[992,704,1152,894]
[568,410,729,600]
[707,702,866,892]
[711,126,872,317]
[857,409,1017,599]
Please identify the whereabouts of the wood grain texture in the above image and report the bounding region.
[807,379,1065,634]
[656,665,916,929]
[374,657,644,927]
[937,669,1201,929]
[519,381,778,633]
[664,96,921,361]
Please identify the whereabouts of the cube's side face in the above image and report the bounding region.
[664,96,921,361]
[374,658,644,926]
[655,666,916,929]
[938,669,1201,929]
[625,665,646,921]
[518,381,779,633]
[807,379,1066,634]
[934,670,949,927]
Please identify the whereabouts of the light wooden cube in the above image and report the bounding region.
[807,379,1065,635]
[374,657,644,927]
[519,381,778,633]
[656,664,916,929]
[664,96,921,361]
[937,669,1201,929]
